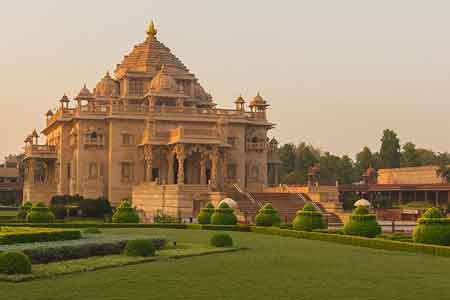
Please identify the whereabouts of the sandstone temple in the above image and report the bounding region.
[21,22,284,220]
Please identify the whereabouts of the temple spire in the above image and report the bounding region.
[146,20,157,38]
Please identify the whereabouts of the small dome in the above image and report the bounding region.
[149,65,178,93]
[76,84,94,99]
[24,135,32,143]
[219,198,239,210]
[249,92,268,107]
[234,95,245,104]
[59,94,70,103]
[46,109,53,116]
[354,198,371,207]
[95,72,119,97]
[269,137,278,144]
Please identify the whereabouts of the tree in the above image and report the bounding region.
[337,155,357,184]
[401,142,420,167]
[355,146,373,177]
[436,164,450,183]
[379,129,401,168]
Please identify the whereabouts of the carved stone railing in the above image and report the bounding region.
[24,145,57,159]
[246,142,266,151]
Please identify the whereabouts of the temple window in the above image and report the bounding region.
[128,79,146,96]
[121,162,134,182]
[122,134,135,146]
[227,164,237,179]
[88,163,98,179]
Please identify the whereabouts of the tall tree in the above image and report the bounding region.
[356,146,373,171]
[379,129,401,168]
[401,142,420,167]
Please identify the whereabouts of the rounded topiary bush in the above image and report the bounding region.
[0,251,32,275]
[197,202,215,224]
[210,233,233,247]
[413,207,450,246]
[343,205,381,238]
[210,202,237,225]
[292,203,327,231]
[255,203,281,227]
[16,202,33,221]
[112,200,139,223]
[26,202,55,223]
[124,239,155,257]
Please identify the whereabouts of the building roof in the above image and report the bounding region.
[249,92,269,107]
[115,22,190,78]
[0,168,19,178]
[95,72,119,97]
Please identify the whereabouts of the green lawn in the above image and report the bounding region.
[2,228,450,300]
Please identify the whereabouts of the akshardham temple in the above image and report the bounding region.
[21,22,283,220]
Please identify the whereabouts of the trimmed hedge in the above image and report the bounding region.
[0,227,81,245]
[26,202,55,223]
[292,203,327,231]
[0,251,31,274]
[124,239,156,257]
[16,202,32,221]
[413,207,450,246]
[112,200,139,224]
[250,226,450,257]
[255,203,281,227]
[210,202,237,225]
[197,202,215,224]
[343,206,381,238]
[210,233,233,247]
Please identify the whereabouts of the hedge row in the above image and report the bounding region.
[250,226,450,257]
[2,238,166,264]
[0,228,81,245]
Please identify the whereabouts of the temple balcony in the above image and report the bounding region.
[24,144,57,160]
[168,127,220,144]
[246,142,266,151]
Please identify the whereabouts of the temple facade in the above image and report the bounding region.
[22,22,280,218]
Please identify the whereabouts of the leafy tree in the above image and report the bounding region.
[436,164,450,183]
[379,129,401,168]
[401,142,420,167]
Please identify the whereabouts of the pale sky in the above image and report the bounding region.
[1,0,450,161]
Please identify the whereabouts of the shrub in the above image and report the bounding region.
[343,206,381,238]
[255,203,281,227]
[16,202,33,221]
[197,202,215,224]
[79,197,112,218]
[210,202,237,225]
[154,211,180,224]
[413,207,450,246]
[123,239,156,257]
[292,204,327,231]
[0,251,32,274]
[26,202,55,223]
[50,204,67,220]
[112,200,139,223]
[210,233,233,247]
[0,227,81,245]
[83,227,102,234]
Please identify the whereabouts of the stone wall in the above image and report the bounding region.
[378,166,443,184]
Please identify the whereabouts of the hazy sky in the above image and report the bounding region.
[1,0,450,161]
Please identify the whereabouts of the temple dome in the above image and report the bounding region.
[76,84,94,99]
[95,72,119,97]
[149,65,178,93]
[234,95,245,104]
[249,92,268,107]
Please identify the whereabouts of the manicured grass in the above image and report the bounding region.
[0,243,240,282]
[0,210,17,217]
[2,228,450,299]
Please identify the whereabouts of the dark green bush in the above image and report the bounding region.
[26,202,55,223]
[413,207,450,246]
[0,228,81,245]
[50,204,67,219]
[123,239,156,257]
[0,251,32,274]
[292,204,327,231]
[210,202,237,225]
[343,206,381,238]
[210,233,233,247]
[79,197,112,218]
[16,202,33,221]
[83,227,102,234]
[197,202,215,224]
[112,200,139,224]
[255,203,281,227]
[154,211,180,224]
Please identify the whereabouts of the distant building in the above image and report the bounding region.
[0,155,23,205]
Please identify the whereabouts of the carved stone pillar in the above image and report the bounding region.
[143,145,153,182]
[200,154,207,185]
[175,145,186,185]
[167,149,174,184]
[210,147,219,188]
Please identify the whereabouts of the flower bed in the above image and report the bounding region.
[0,227,81,245]
[0,234,167,264]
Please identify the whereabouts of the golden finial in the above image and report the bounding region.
[146,20,157,37]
